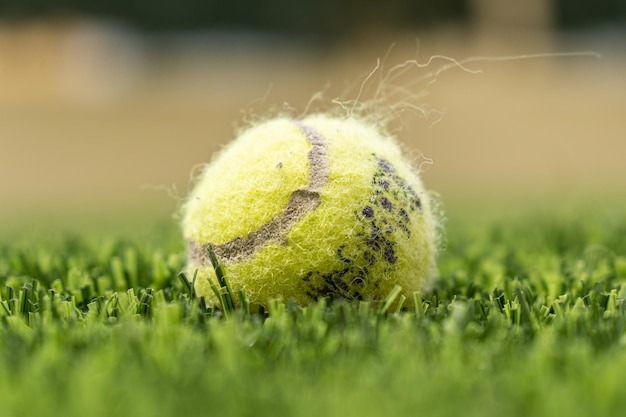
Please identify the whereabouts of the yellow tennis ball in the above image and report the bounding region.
[182,114,438,307]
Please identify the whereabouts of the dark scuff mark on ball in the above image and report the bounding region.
[378,159,393,173]
[301,154,424,302]
[380,197,393,211]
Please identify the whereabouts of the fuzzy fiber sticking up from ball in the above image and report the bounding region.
[182,115,438,307]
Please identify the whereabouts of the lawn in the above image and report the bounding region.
[1,200,626,417]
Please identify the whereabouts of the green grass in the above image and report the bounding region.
[1,204,626,417]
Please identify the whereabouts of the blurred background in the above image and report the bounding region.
[1,0,625,225]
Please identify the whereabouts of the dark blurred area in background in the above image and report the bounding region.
[0,0,466,37]
[0,0,624,36]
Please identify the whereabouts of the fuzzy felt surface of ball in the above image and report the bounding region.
[182,115,438,307]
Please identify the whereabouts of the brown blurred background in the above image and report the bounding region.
[1,0,625,224]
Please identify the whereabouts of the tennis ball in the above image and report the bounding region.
[182,114,438,307]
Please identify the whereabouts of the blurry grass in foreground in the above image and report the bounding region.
[1,201,626,417]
